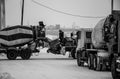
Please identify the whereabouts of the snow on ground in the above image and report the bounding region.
[0,49,112,79]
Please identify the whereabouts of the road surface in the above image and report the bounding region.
[0,48,112,79]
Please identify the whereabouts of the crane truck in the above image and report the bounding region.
[0,23,46,60]
[76,10,120,74]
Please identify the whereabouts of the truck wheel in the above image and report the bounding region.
[47,49,50,53]
[21,49,31,60]
[71,48,76,59]
[111,58,120,79]
[7,49,17,60]
[94,56,102,71]
[77,51,82,66]
[93,55,97,70]
[71,53,76,59]
[88,54,94,69]
[88,55,91,69]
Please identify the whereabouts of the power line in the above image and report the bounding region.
[31,0,105,18]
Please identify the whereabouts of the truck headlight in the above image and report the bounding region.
[116,59,120,63]
[116,59,120,71]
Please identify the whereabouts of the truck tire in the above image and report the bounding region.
[7,49,17,60]
[71,48,76,59]
[47,49,50,53]
[111,58,120,79]
[88,54,94,69]
[77,51,82,66]
[21,49,31,60]
[88,55,91,69]
[93,56,102,71]
[71,53,76,59]
[93,55,97,70]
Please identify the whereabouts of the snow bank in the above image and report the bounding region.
[0,72,14,79]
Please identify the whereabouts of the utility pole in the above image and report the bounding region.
[21,0,24,25]
[111,0,113,14]
[0,0,5,30]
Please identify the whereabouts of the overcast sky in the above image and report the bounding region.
[5,0,120,28]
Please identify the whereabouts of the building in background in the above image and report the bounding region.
[0,0,5,30]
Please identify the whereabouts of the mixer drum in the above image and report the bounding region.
[0,25,33,47]
[92,18,106,48]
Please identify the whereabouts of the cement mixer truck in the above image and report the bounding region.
[76,11,120,73]
[0,23,46,60]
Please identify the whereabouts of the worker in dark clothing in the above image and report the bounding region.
[71,32,73,38]
[31,26,36,41]
[38,21,46,37]
[71,32,77,46]
[59,30,64,45]
[39,21,45,29]
[37,21,46,48]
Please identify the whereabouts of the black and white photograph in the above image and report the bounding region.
[0,0,120,79]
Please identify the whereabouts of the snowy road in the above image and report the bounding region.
[0,49,112,79]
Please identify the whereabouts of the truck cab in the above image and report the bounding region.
[76,28,93,51]
[76,28,93,66]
